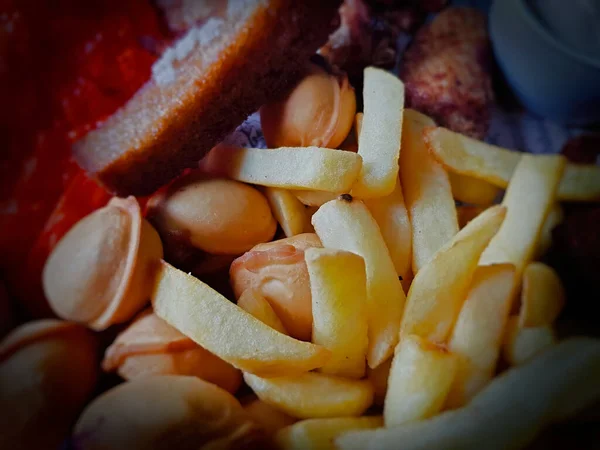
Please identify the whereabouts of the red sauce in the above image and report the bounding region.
[1,0,169,316]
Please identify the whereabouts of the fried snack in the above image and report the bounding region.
[73,376,265,450]
[337,338,600,450]
[237,289,289,335]
[244,398,297,437]
[536,203,563,258]
[384,335,458,427]
[264,187,310,237]
[400,110,458,273]
[102,310,242,393]
[275,416,382,450]
[367,357,392,406]
[305,248,368,378]
[448,172,500,206]
[0,320,98,450]
[519,263,565,328]
[201,145,362,193]
[446,264,516,408]
[243,372,374,419]
[400,206,506,342]
[42,197,163,331]
[230,234,322,341]
[148,174,276,255]
[502,317,556,367]
[352,67,404,198]
[293,189,338,207]
[74,0,343,196]
[401,7,493,139]
[152,261,330,377]
[312,196,405,368]
[260,62,356,149]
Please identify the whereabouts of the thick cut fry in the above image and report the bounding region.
[535,204,564,258]
[312,197,405,368]
[237,289,288,335]
[337,338,600,450]
[400,206,506,342]
[448,172,500,205]
[264,187,310,237]
[480,154,565,276]
[446,264,516,408]
[305,248,368,378]
[367,357,392,406]
[354,112,363,139]
[457,205,486,229]
[400,110,458,272]
[152,262,330,377]
[275,417,382,450]
[352,67,405,198]
[364,178,412,282]
[503,316,556,366]
[425,126,599,201]
[200,145,362,192]
[384,335,458,427]
[243,372,373,419]
[292,190,337,207]
[519,263,565,328]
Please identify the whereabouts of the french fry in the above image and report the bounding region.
[264,187,310,237]
[503,316,556,366]
[152,261,330,377]
[275,416,382,450]
[400,206,506,342]
[480,154,566,276]
[400,110,458,272]
[456,205,487,229]
[446,264,516,408]
[448,172,500,206]
[384,335,458,427]
[367,357,392,406]
[237,289,288,335]
[519,262,565,328]
[425,126,599,201]
[354,112,363,139]
[535,204,564,258]
[364,178,412,283]
[352,67,405,198]
[312,197,405,368]
[200,145,362,192]
[305,248,368,379]
[243,372,373,419]
[293,190,338,207]
[336,338,600,450]
[244,399,296,436]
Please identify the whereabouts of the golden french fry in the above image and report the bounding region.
[456,205,487,229]
[400,206,506,342]
[400,110,458,273]
[243,372,373,419]
[312,197,405,368]
[535,204,564,258]
[425,126,599,202]
[384,335,458,427]
[503,316,556,366]
[244,399,296,436]
[446,264,516,408]
[200,145,362,192]
[480,154,566,276]
[336,338,600,450]
[305,248,368,379]
[355,112,363,139]
[364,178,412,282]
[275,416,382,450]
[367,357,392,406]
[237,289,288,335]
[352,67,405,198]
[448,172,500,205]
[519,262,565,328]
[264,187,310,237]
[152,261,330,377]
[293,190,338,207]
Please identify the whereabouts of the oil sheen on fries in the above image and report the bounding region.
[337,338,600,450]
[200,145,362,192]
[305,248,368,379]
[352,67,404,198]
[400,205,506,342]
[400,110,458,273]
[312,197,405,369]
[152,261,330,377]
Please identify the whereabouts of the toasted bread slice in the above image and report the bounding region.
[74,0,342,196]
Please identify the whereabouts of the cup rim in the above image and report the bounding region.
[515,0,600,70]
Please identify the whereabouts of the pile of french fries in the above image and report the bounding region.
[155,67,600,449]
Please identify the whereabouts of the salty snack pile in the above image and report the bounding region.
[4,45,600,450]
